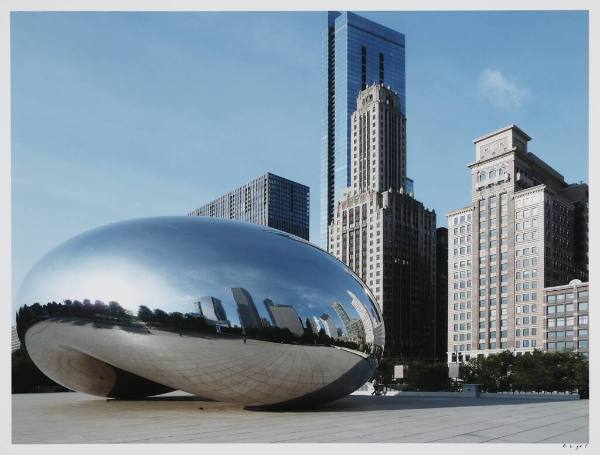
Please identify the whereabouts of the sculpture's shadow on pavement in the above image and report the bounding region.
[112,395,218,402]
[110,392,575,413]
[302,395,580,413]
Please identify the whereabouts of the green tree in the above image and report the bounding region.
[573,354,589,398]
[153,309,168,325]
[137,305,153,322]
[108,301,127,317]
[461,350,588,397]
[404,361,450,391]
[169,312,185,331]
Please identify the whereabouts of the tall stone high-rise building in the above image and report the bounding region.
[328,84,437,359]
[447,125,588,363]
[320,11,406,247]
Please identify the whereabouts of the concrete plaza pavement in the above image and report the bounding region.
[12,391,588,444]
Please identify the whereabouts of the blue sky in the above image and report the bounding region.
[11,11,588,294]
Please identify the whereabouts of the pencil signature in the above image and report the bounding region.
[563,444,588,450]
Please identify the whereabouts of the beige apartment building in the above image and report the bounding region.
[447,125,588,363]
[543,280,589,357]
[328,84,437,359]
[12,326,21,352]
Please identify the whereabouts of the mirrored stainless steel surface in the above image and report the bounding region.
[15,216,384,407]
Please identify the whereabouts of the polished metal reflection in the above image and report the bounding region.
[16,216,384,407]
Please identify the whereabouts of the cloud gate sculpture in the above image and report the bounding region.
[15,217,384,408]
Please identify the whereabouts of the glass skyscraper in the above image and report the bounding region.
[320,11,406,246]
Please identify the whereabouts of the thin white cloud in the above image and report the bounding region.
[477,69,530,109]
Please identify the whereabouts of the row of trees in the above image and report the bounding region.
[15,300,134,346]
[374,350,589,398]
[461,350,588,397]
[374,358,453,391]
[16,300,379,353]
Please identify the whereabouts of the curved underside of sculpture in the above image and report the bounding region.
[24,318,375,407]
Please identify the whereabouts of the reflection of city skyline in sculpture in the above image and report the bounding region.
[231,287,262,329]
[306,316,322,335]
[195,296,231,327]
[348,291,375,344]
[331,300,361,341]
[264,298,304,337]
[16,216,385,407]
[351,319,366,343]
[320,313,338,338]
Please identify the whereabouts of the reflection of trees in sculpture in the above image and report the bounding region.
[137,305,153,321]
[242,322,362,350]
[16,300,133,346]
[16,300,243,344]
[16,297,377,354]
[137,305,230,334]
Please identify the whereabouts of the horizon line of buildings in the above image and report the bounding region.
[184,11,589,364]
[10,12,589,370]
